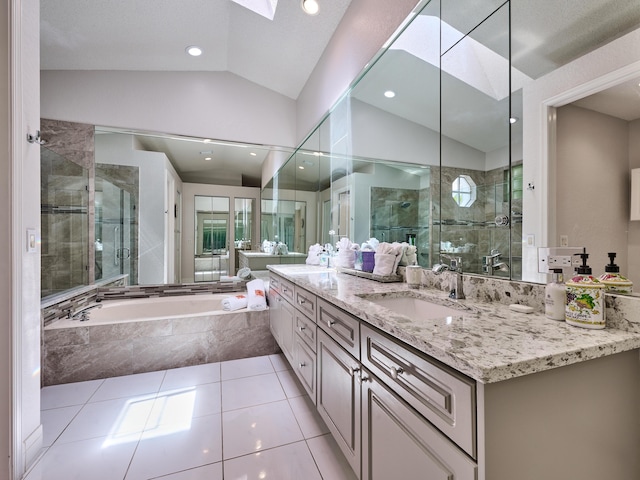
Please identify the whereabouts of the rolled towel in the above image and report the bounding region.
[373,253,397,276]
[220,275,241,282]
[247,278,267,310]
[222,294,248,311]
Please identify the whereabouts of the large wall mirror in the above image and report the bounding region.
[263,0,525,279]
[40,0,640,298]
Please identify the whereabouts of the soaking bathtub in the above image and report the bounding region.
[42,293,278,385]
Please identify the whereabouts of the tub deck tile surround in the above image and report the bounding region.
[267,265,640,384]
[43,293,276,386]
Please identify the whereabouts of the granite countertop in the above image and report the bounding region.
[267,264,640,384]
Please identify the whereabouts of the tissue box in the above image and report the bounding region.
[362,251,375,272]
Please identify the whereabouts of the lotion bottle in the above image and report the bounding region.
[565,248,605,329]
[598,252,633,295]
[545,268,565,321]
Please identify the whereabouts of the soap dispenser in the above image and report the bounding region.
[598,252,633,295]
[565,248,605,329]
[545,268,565,321]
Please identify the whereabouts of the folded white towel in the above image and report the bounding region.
[222,295,248,311]
[373,253,397,276]
[306,243,323,265]
[334,250,355,268]
[247,278,267,310]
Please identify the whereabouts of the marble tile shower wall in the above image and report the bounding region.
[40,119,96,297]
[370,187,421,244]
[432,165,517,275]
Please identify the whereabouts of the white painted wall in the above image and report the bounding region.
[96,133,180,285]
[181,183,261,283]
[2,0,44,477]
[0,3,11,473]
[41,70,297,148]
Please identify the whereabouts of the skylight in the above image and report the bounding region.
[390,16,532,101]
[231,0,278,20]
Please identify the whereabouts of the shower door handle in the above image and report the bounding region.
[114,226,120,266]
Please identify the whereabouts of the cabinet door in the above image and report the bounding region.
[293,334,316,403]
[279,296,295,364]
[317,329,361,479]
[268,289,282,344]
[362,370,477,480]
[269,289,294,365]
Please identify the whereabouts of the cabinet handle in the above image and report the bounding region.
[327,320,335,328]
[299,362,306,368]
[349,366,360,377]
[389,366,404,380]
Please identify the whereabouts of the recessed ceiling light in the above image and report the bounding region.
[204,157,212,161]
[186,46,202,57]
[509,116,519,124]
[301,0,319,15]
[384,90,396,98]
[250,152,257,156]
[298,165,305,170]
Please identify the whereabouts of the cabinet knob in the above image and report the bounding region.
[327,320,335,328]
[349,366,360,377]
[358,371,371,383]
[298,299,306,305]
[299,362,306,368]
[298,325,306,331]
[390,366,404,380]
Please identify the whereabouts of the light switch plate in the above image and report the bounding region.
[26,229,37,253]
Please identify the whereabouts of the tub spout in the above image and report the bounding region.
[70,303,103,322]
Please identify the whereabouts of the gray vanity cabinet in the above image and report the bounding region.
[317,329,362,478]
[361,324,476,458]
[268,281,295,364]
[361,371,477,480]
[270,275,319,402]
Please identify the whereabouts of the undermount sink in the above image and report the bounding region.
[364,294,463,320]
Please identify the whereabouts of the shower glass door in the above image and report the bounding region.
[95,178,136,283]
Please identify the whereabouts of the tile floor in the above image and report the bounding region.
[26,354,357,480]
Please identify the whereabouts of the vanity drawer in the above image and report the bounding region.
[294,286,317,322]
[295,311,316,352]
[293,335,317,403]
[317,298,360,358]
[361,324,477,458]
[269,274,294,304]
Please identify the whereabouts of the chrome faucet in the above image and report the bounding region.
[433,254,465,300]
[482,249,510,275]
[67,303,103,322]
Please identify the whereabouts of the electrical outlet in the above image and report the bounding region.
[548,255,572,267]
